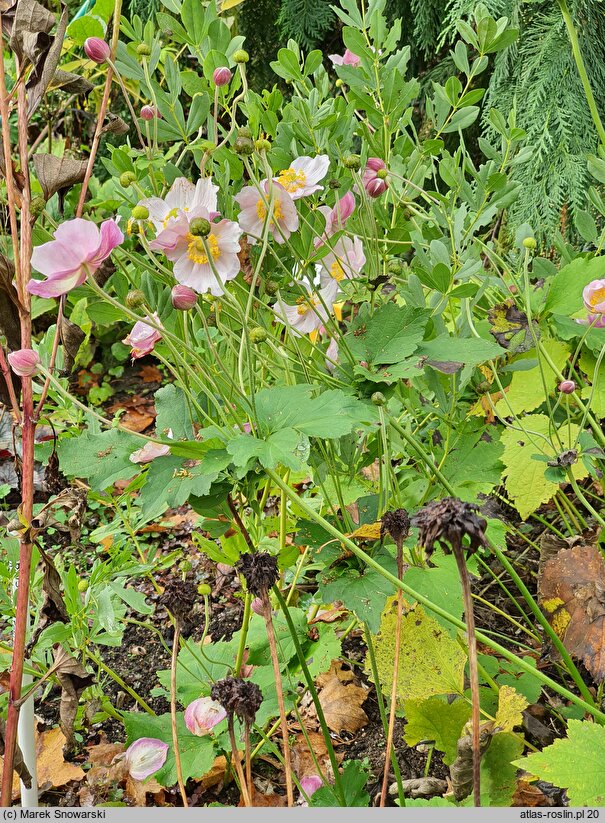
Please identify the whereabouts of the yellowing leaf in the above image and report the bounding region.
[494,685,528,732]
[348,522,382,540]
[367,602,466,706]
[580,350,605,418]
[494,339,569,416]
[221,0,245,9]
[500,414,588,519]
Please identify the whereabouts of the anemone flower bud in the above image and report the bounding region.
[362,157,388,198]
[250,597,264,616]
[184,697,227,735]
[84,37,111,64]
[123,738,168,781]
[171,284,198,311]
[213,66,233,87]
[8,349,40,377]
[140,105,159,121]
[558,380,576,394]
[300,775,323,797]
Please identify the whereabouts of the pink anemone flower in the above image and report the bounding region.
[274,155,330,200]
[319,235,365,301]
[123,313,162,359]
[184,697,227,735]
[235,181,299,244]
[275,280,333,337]
[328,49,360,67]
[139,177,219,235]
[583,279,605,314]
[315,192,355,247]
[27,218,123,298]
[151,209,242,296]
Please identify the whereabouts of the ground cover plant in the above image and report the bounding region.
[2,0,605,809]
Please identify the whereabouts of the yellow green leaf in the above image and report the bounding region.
[494,338,569,416]
[366,601,466,706]
[494,685,528,732]
[580,350,605,418]
[220,0,245,9]
[500,414,588,519]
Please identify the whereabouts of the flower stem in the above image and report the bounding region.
[171,625,188,807]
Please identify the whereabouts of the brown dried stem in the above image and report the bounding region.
[227,715,252,807]
[260,590,294,806]
[453,545,481,807]
[170,624,188,807]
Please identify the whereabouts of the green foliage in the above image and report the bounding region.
[123,711,216,787]
[310,759,370,807]
[403,696,471,764]
[514,720,605,805]
[277,0,335,50]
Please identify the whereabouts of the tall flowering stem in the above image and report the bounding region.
[0,47,36,805]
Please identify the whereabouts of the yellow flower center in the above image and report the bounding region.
[162,206,189,228]
[296,295,319,316]
[256,199,284,223]
[589,287,605,309]
[277,167,307,193]
[330,259,346,282]
[186,233,220,266]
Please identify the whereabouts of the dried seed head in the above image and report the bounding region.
[211,676,263,724]
[380,508,410,549]
[412,497,487,560]
[237,552,279,597]
[160,578,197,629]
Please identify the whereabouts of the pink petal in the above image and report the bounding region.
[92,219,124,263]
[27,268,87,298]
[124,738,168,781]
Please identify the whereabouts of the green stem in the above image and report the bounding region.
[272,587,346,804]
[266,470,604,722]
[557,0,605,149]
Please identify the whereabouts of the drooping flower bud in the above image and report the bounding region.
[363,158,388,198]
[558,380,576,394]
[171,284,198,311]
[123,738,168,781]
[184,697,227,735]
[84,37,110,64]
[250,597,264,616]
[8,348,40,377]
[140,105,159,121]
[300,775,323,797]
[213,66,233,87]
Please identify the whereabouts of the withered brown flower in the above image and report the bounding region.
[211,676,263,724]
[412,497,487,560]
[380,508,411,549]
[237,552,279,597]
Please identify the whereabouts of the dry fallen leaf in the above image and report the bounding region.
[1,727,86,798]
[512,779,554,807]
[539,544,605,681]
[313,662,368,734]
[108,400,155,433]
[347,522,382,541]
[139,365,163,383]
[195,755,229,792]
[291,731,333,782]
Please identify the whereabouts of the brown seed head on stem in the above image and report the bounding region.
[237,551,279,597]
[412,497,487,561]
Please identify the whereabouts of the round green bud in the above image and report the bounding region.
[125,289,146,309]
[387,258,404,275]
[376,168,388,180]
[120,171,136,188]
[199,139,216,153]
[233,135,254,156]
[238,126,253,139]
[371,391,387,406]
[328,178,341,190]
[189,217,211,237]
[335,78,344,88]
[522,236,537,250]
[233,49,249,64]
[136,43,152,56]
[131,205,149,220]
[78,579,89,592]
[255,138,271,153]
[249,326,268,344]
[30,195,46,218]
[264,280,279,296]
[179,559,193,573]
[197,583,212,596]
[343,154,361,170]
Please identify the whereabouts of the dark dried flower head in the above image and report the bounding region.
[211,676,263,724]
[380,508,410,549]
[237,552,279,596]
[412,497,487,560]
[160,579,197,630]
